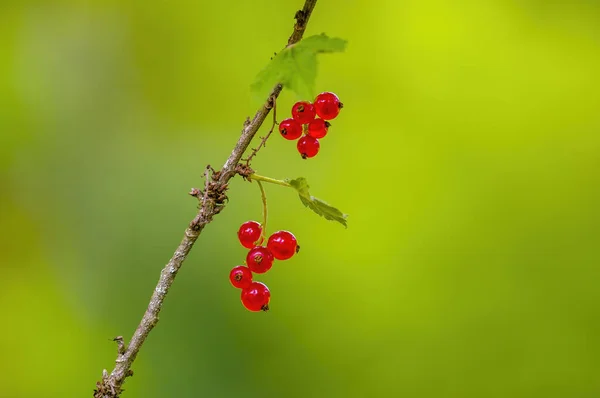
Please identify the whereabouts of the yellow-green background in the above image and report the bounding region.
[1,0,599,397]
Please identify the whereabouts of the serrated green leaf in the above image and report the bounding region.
[298,195,348,227]
[287,177,348,227]
[250,34,347,100]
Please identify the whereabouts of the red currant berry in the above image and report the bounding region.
[229,266,253,289]
[241,281,271,312]
[267,230,298,260]
[246,246,274,274]
[307,118,330,139]
[278,118,303,140]
[314,92,342,120]
[238,221,262,249]
[291,101,316,124]
[297,135,320,159]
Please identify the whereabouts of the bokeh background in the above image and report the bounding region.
[1,0,600,397]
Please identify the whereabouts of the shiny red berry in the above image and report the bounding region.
[246,246,274,274]
[314,92,342,120]
[307,118,330,139]
[267,230,298,260]
[238,221,262,249]
[297,135,320,159]
[291,101,316,124]
[278,118,303,140]
[241,281,271,312]
[229,266,253,289]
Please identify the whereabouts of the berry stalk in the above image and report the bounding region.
[248,173,292,188]
[257,180,268,244]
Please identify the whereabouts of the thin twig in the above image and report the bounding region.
[243,95,278,165]
[93,2,318,397]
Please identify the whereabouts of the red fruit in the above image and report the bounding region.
[297,135,320,159]
[241,282,271,312]
[267,230,298,260]
[238,221,262,249]
[278,118,303,140]
[229,266,253,289]
[291,101,316,124]
[307,118,330,139]
[314,92,342,120]
[246,246,274,274]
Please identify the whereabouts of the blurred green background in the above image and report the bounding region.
[1,0,600,397]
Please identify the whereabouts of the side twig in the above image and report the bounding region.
[93,2,318,397]
[243,95,277,165]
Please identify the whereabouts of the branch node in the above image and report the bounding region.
[189,215,202,229]
[266,96,275,110]
[189,188,203,199]
[294,9,306,27]
[235,163,255,179]
[113,336,126,355]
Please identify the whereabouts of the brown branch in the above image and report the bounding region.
[93,1,318,397]
[288,0,317,46]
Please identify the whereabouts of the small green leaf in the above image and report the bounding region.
[287,177,348,227]
[296,34,347,53]
[288,177,310,193]
[251,34,347,100]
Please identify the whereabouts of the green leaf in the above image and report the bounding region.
[288,177,310,193]
[251,34,347,100]
[297,35,347,53]
[287,177,348,227]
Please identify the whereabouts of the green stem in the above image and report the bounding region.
[248,173,292,188]
[256,180,268,244]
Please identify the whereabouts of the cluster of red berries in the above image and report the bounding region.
[229,221,299,311]
[278,92,343,159]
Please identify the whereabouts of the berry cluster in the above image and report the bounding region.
[278,92,343,159]
[229,221,298,311]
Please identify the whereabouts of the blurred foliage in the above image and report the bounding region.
[1,0,600,397]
